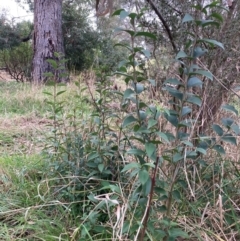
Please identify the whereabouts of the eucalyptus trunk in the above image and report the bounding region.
[32,0,67,83]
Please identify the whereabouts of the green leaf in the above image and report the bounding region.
[135,31,156,40]
[123,88,135,99]
[213,145,225,155]
[142,177,152,196]
[121,162,141,172]
[212,124,224,136]
[231,123,240,135]
[222,104,238,115]
[139,169,150,185]
[176,50,188,59]
[145,142,156,159]
[157,132,170,143]
[139,111,147,120]
[193,70,213,80]
[124,29,135,36]
[221,134,237,145]
[112,9,125,16]
[122,115,137,128]
[198,38,224,49]
[181,106,192,117]
[164,78,183,86]
[182,140,193,147]
[46,59,57,69]
[165,87,183,100]
[186,95,202,106]
[222,118,234,128]
[196,148,207,155]
[182,14,194,23]
[164,113,178,127]
[209,12,224,22]
[56,90,66,96]
[197,20,220,28]
[172,190,181,202]
[168,228,189,238]
[147,118,158,129]
[88,152,99,161]
[198,159,207,167]
[119,10,129,20]
[193,47,207,58]
[43,91,53,96]
[148,79,156,86]
[141,49,151,58]
[187,77,203,88]
[98,164,104,173]
[173,153,183,162]
[135,83,144,94]
[127,148,145,156]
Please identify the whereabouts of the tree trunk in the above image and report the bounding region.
[32,0,67,83]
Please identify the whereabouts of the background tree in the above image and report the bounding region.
[32,0,67,83]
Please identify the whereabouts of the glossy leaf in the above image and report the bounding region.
[186,95,202,106]
[148,78,156,86]
[168,228,189,239]
[139,169,150,185]
[231,123,240,135]
[221,134,237,145]
[147,118,158,129]
[173,153,183,162]
[212,124,224,136]
[121,162,141,172]
[187,77,203,88]
[142,177,152,196]
[112,9,125,16]
[164,78,183,86]
[164,113,178,127]
[176,50,188,59]
[157,132,170,143]
[182,14,194,23]
[141,49,151,58]
[193,70,213,80]
[165,87,184,100]
[135,83,144,94]
[213,145,225,155]
[98,164,104,173]
[135,31,157,40]
[222,104,238,115]
[56,90,66,96]
[210,12,224,22]
[122,115,138,128]
[193,47,207,58]
[172,190,181,202]
[127,148,145,156]
[198,38,224,49]
[221,118,234,128]
[196,148,207,155]
[181,106,192,117]
[139,111,147,120]
[119,10,129,20]
[145,142,156,159]
[182,140,193,147]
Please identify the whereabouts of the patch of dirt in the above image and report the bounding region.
[0,69,12,81]
[0,116,52,155]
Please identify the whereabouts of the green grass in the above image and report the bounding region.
[0,155,74,241]
[0,80,91,240]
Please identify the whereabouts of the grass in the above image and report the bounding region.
[0,80,91,240]
[0,79,240,241]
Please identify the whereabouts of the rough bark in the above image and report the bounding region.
[32,0,67,83]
